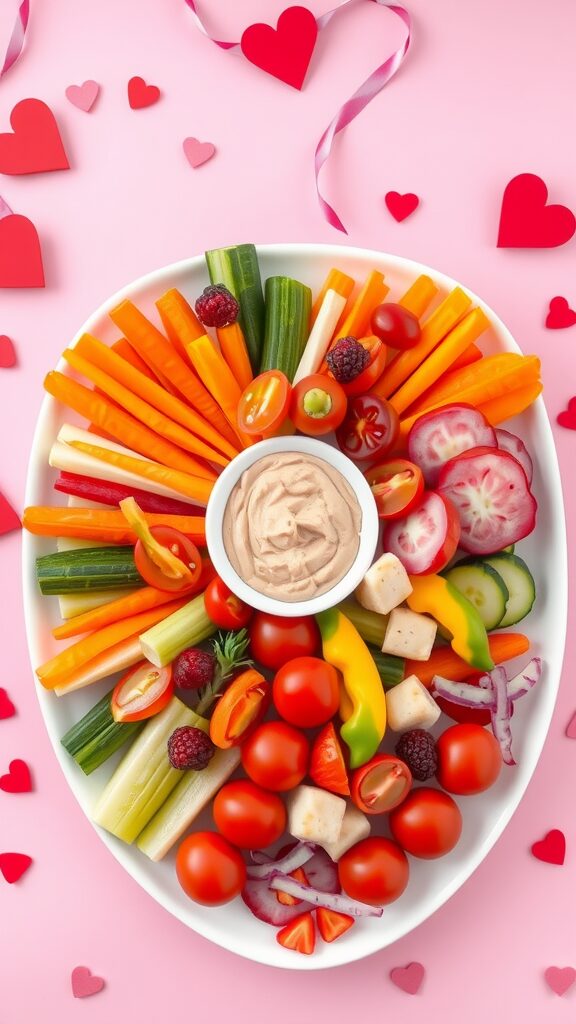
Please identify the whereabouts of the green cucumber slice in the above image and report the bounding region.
[205,244,265,371]
[444,563,509,631]
[260,276,312,382]
[483,552,536,627]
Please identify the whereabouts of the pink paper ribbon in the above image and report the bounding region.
[1,0,30,79]
[183,0,411,233]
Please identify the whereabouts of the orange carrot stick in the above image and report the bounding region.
[23,506,206,545]
[477,381,543,426]
[310,268,355,327]
[446,342,483,373]
[68,440,214,505]
[331,270,389,343]
[156,288,204,365]
[398,275,439,319]
[111,338,159,382]
[405,353,539,416]
[185,333,255,447]
[217,323,253,391]
[407,633,530,688]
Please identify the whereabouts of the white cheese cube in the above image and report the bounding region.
[355,553,413,616]
[382,606,437,660]
[320,803,371,862]
[287,785,346,846]
[386,675,441,732]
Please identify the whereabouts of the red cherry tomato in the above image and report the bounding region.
[338,837,409,907]
[370,302,421,350]
[336,394,399,463]
[111,661,173,723]
[213,779,287,849]
[339,338,387,397]
[436,723,502,795]
[237,370,291,437]
[272,656,340,728]
[249,612,320,671]
[389,787,462,859]
[290,374,348,437]
[176,831,246,906]
[350,754,412,814]
[309,722,350,796]
[364,458,425,520]
[241,721,309,792]
[134,526,202,593]
[204,577,253,629]
[383,490,461,575]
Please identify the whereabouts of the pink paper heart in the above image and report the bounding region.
[566,712,576,738]
[0,335,16,367]
[71,966,105,999]
[0,759,32,793]
[65,81,100,113]
[183,137,216,169]
[390,961,425,994]
[545,966,576,997]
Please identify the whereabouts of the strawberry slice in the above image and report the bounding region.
[277,912,316,955]
[316,907,355,943]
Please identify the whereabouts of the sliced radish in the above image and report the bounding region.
[383,490,461,575]
[407,404,496,486]
[438,446,537,555]
[495,428,534,485]
[242,845,339,927]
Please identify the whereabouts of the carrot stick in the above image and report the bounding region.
[110,298,239,448]
[44,371,216,481]
[217,323,253,391]
[446,342,483,373]
[68,440,214,504]
[54,636,144,696]
[76,334,238,461]
[156,288,204,366]
[185,333,255,447]
[37,598,189,688]
[477,381,543,426]
[398,275,439,319]
[331,270,389,343]
[403,354,540,421]
[407,633,530,688]
[390,308,491,414]
[372,287,472,400]
[310,268,355,327]
[111,338,159,382]
[23,506,206,545]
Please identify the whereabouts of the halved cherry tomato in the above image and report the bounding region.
[336,394,399,462]
[237,370,291,437]
[111,661,174,722]
[351,754,412,814]
[309,722,350,796]
[339,337,387,397]
[316,907,355,943]
[370,302,421,350]
[210,669,270,748]
[276,911,316,955]
[290,374,347,436]
[204,577,253,629]
[134,526,202,593]
[364,458,425,519]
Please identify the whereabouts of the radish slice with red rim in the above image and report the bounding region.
[383,490,461,575]
[495,428,534,485]
[407,404,496,486]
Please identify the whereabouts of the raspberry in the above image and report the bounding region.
[168,726,215,771]
[395,729,438,781]
[173,648,215,690]
[326,336,370,383]
[195,284,239,328]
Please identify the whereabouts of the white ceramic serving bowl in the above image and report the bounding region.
[23,243,567,970]
[205,434,379,617]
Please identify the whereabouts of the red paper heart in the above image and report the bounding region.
[497,174,576,248]
[0,98,69,175]
[65,81,100,113]
[389,962,425,994]
[183,137,216,168]
[0,214,45,288]
[0,335,16,367]
[241,6,318,91]
[385,191,420,222]
[531,829,566,865]
[128,77,161,110]
[546,296,576,329]
[557,398,576,431]
[0,759,32,793]
[0,852,32,883]
[0,688,15,719]
[0,492,20,534]
[545,966,576,997]
[71,966,105,999]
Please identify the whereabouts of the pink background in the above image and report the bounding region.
[1,0,575,1019]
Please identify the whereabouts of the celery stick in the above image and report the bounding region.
[139,593,215,667]
[339,600,389,647]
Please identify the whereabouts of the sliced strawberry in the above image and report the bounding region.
[276,867,309,906]
[309,722,350,796]
[316,907,355,943]
[277,912,316,955]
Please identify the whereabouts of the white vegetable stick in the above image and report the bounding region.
[58,589,140,620]
[56,537,108,552]
[66,494,110,510]
[54,636,143,695]
[292,289,347,384]
[49,440,198,504]
[57,423,149,461]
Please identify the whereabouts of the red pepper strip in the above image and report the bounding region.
[54,471,203,517]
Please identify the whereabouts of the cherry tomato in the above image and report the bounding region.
[370,302,421,350]
[389,787,462,859]
[134,526,202,593]
[338,837,409,907]
[434,671,495,726]
[237,370,291,437]
[338,338,388,397]
[176,831,246,906]
[249,612,320,671]
[436,723,502,795]
[213,779,286,849]
[111,661,173,723]
[241,721,309,792]
[209,670,270,748]
[204,577,253,629]
[364,458,425,520]
[273,657,340,728]
[351,754,412,814]
[383,490,461,575]
[336,394,399,462]
[309,722,350,796]
[290,374,347,437]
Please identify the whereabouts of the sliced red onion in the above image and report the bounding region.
[250,850,272,866]
[242,877,313,927]
[507,657,542,700]
[486,666,516,766]
[268,873,383,918]
[432,675,494,707]
[247,842,316,880]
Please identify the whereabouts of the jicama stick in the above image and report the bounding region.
[68,440,214,505]
[310,267,355,327]
[217,323,253,391]
[331,270,389,344]
[398,274,439,319]
[111,338,158,382]
[54,636,144,695]
[54,472,201,515]
[390,308,491,414]
[185,333,255,447]
[372,287,472,400]
[23,506,206,545]
[406,633,530,688]
[58,589,140,620]
[156,287,204,365]
[477,381,543,426]
[293,289,348,384]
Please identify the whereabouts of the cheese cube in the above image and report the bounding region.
[355,553,413,616]
[386,674,441,732]
[320,803,371,862]
[382,606,437,660]
[287,785,347,846]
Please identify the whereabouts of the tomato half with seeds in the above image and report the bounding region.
[237,370,291,437]
[210,669,270,748]
[204,577,253,629]
[351,754,412,814]
[290,374,347,436]
[111,661,174,723]
[336,394,399,462]
[309,722,350,796]
[134,526,202,593]
[364,458,425,520]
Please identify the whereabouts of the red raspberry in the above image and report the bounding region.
[173,648,215,690]
[395,729,438,781]
[168,726,215,771]
[326,336,370,383]
[195,285,239,328]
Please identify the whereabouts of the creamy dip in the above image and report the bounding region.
[222,451,362,602]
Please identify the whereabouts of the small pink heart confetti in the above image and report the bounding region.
[183,137,216,169]
[545,966,576,997]
[389,961,425,994]
[71,966,105,999]
[566,712,576,738]
[65,80,100,113]
[0,759,32,793]
[0,335,16,367]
